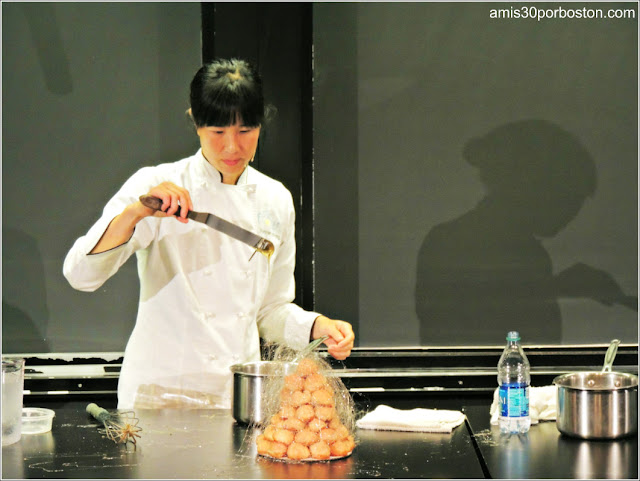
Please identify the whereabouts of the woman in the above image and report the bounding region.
[64,58,354,409]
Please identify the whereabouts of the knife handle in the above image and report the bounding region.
[139,195,185,217]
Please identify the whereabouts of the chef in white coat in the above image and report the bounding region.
[63,58,354,409]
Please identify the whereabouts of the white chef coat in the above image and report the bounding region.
[63,149,320,409]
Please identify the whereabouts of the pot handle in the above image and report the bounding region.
[602,339,620,372]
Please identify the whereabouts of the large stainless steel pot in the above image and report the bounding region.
[554,371,638,439]
[230,361,297,425]
[553,340,638,439]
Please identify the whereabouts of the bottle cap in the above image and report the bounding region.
[506,331,520,341]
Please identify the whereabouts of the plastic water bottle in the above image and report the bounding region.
[497,331,531,434]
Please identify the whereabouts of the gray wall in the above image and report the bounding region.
[313,2,638,346]
[2,3,201,353]
[3,2,637,354]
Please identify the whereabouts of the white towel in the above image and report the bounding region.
[356,404,466,433]
[489,385,557,425]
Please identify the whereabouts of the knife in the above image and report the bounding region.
[139,195,274,261]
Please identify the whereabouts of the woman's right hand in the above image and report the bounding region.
[90,182,193,254]
[138,182,194,224]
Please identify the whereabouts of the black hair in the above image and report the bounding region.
[189,58,271,128]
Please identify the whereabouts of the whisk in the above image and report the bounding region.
[86,403,142,446]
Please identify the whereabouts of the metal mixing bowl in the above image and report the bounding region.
[230,361,297,425]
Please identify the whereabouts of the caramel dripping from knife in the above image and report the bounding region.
[139,195,274,262]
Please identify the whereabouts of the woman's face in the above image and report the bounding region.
[197,121,261,185]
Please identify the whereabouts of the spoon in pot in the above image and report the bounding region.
[602,339,620,373]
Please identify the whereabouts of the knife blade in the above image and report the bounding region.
[139,195,274,260]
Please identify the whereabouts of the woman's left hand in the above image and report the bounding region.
[311,315,355,360]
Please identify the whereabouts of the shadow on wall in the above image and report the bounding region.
[19,2,73,95]
[416,119,637,345]
[2,228,51,353]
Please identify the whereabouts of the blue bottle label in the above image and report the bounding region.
[499,383,529,417]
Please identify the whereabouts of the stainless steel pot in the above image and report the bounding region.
[230,361,297,425]
[553,340,638,439]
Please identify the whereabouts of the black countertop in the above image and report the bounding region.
[2,401,482,479]
[464,405,638,479]
[3,399,638,479]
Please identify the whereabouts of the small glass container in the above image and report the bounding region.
[21,408,55,434]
